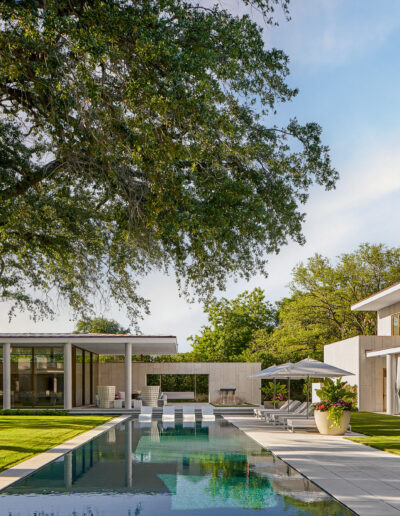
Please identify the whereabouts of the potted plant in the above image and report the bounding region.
[313,378,357,435]
[261,382,287,409]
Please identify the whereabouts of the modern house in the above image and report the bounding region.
[325,282,400,414]
[0,333,261,409]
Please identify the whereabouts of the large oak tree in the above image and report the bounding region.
[0,0,337,322]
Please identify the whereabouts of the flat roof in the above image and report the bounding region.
[0,333,178,355]
[366,347,400,358]
[351,282,400,311]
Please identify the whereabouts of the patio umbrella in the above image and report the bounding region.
[294,358,355,418]
[251,362,310,414]
[252,359,355,418]
[250,363,291,409]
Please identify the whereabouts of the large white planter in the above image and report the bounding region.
[315,410,351,435]
[141,386,160,407]
[97,385,116,409]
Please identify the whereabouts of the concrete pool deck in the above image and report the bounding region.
[0,414,130,492]
[223,415,400,516]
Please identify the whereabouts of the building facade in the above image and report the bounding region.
[324,283,400,414]
[0,334,262,409]
[0,334,177,410]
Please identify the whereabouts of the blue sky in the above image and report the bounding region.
[2,0,400,351]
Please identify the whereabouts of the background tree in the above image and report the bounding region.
[190,288,277,361]
[248,243,400,365]
[0,0,337,323]
[74,316,130,334]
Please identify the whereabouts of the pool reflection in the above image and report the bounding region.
[0,419,354,515]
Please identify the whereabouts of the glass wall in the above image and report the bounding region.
[75,348,83,407]
[92,353,99,404]
[33,347,64,407]
[84,352,91,405]
[11,347,33,407]
[10,346,64,407]
[73,347,99,407]
[0,346,3,407]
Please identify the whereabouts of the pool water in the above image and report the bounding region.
[0,418,354,515]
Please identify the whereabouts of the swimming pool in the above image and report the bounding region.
[0,418,354,515]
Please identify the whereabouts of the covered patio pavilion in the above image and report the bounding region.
[0,334,178,410]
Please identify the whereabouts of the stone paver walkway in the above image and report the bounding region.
[224,415,400,516]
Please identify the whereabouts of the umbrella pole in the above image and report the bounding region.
[288,378,290,413]
[307,376,310,419]
[273,378,276,409]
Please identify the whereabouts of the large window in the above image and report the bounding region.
[73,347,98,407]
[33,347,64,407]
[10,346,64,407]
[11,347,33,407]
[147,374,209,402]
[74,348,83,406]
[0,346,3,407]
[392,314,400,336]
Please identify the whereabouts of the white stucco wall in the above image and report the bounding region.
[377,301,400,336]
[324,335,400,411]
[324,336,360,392]
[99,361,262,404]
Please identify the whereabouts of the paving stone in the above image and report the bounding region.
[224,415,400,516]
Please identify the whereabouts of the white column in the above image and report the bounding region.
[64,342,72,410]
[386,354,395,415]
[3,343,11,410]
[125,342,132,409]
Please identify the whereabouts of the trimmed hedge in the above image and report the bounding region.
[0,409,69,416]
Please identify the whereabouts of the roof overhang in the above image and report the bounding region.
[366,347,400,358]
[351,282,400,311]
[0,334,178,355]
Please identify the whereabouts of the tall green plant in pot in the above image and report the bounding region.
[261,382,287,408]
[313,378,357,435]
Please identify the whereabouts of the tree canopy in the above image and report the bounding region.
[0,0,337,323]
[190,288,277,361]
[73,316,130,334]
[246,243,400,365]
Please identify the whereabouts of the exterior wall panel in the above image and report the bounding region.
[377,301,400,336]
[324,335,400,412]
[99,362,262,404]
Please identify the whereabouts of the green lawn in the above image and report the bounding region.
[347,411,400,455]
[0,415,112,472]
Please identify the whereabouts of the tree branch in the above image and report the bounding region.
[0,160,61,201]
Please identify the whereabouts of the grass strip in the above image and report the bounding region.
[0,415,112,471]
[347,411,400,455]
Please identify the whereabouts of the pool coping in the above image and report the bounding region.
[0,414,130,492]
[223,415,400,516]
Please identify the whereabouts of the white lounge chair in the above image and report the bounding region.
[270,402,308,425]
[182,405,196,422]
[162,405,175,422]
[139,406,152,422]
[201,405,215,421]
[256,400,301,420]
[286,418,317,432]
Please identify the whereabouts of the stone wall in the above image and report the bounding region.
[99,361,262,404]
